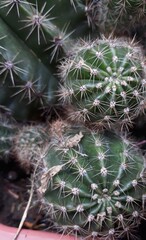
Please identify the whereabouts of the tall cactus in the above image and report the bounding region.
[0,0,97,121]
[58,37,146,129]
[37,120,146,239]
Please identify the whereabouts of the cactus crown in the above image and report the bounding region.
[59,37,146,129]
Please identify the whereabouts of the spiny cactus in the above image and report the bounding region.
[95,0,146,35]
[37,120,146,239]
[75,0,109,31]
[0,0,98,121]
[0,111,17,161]
[12,124,50,173]
[58,37,146,129]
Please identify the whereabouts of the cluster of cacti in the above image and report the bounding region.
[0,1,146,240]
[36,120,146,239]
[58,37,146,129]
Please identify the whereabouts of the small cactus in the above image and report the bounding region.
[37,120,146,239]
[59,37,146,129]
[13,124,49,173]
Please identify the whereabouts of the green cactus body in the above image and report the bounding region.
[0,17,58,120]
[0,0,100,121]
[38,122,146,239]
[59,38,146,129]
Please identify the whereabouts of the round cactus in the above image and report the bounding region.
[38,120,146,239]
[58,37,146,129]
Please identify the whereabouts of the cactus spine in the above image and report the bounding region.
[12,124,50,173]
[94,0,146,35]
[59,37,146,129]
[0,112,17,161]
[37,120,146,239]
[0,0,98,121]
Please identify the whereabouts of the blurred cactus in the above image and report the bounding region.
[58,37,146,129]
[92,0,146,36]
[0,110,17,161]
[37,120,146,239]
[13,124,49,173]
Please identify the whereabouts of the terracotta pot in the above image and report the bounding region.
[0,224,82,240]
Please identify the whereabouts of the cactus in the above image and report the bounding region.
[37,120,146,239]
[75,0,109,31]
[94,0,146,36]
[12,124,50,173]
[0,111,17,161]
[58,37,146,129]
[0,0,98,121]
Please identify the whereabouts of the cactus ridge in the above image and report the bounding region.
[38,121,146,239]
[59,37,146,129]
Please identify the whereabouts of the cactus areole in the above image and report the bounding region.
[40,128,146,239]
[59,38,146,129]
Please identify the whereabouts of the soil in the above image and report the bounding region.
[0,158,49,231]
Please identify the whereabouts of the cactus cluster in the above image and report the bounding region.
[59,37,146,129]
[0,1,146,240]
[37,120,146,239]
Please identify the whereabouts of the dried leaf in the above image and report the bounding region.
[66,131,83,148]
[39,164,64,194]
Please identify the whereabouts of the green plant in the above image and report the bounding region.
[0,111,17,161]
[58,37,146,129]
[12,124,50,173]
[37,120,146,239]
[0,0,98,121]
[95,0,146,35]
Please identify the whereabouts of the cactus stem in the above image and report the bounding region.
[48,26,74,62]
[0,0,31,17]
[20,2,55,45]
[10,78,41,103]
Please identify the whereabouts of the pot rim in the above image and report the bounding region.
[0,223,79,240]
